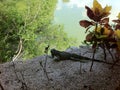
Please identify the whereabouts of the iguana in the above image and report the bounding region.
[51,49,89,61]
[50,49,120,66]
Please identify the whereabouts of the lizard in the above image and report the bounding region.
[50,49,120,66]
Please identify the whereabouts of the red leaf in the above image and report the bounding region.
[104,24,112,30]
[100,18,109,24]
[79,20,93,28]
[86,33,93,42]
[101,12,110,19]
[115,24,120,30]
[112,19,120,23]
[85,6,95,21]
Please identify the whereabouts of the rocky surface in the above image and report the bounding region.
[0,46,120,90]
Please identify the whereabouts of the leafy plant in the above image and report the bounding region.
[79,0,120,71]
[0,0,76,62]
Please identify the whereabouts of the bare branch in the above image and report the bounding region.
[12,39,22,61]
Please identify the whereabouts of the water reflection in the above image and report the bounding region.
[54,0,120,45]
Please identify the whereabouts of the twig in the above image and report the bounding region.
[19,72,28,90]
[39,61,50,81]
[39,45,51,81]
[106,48,115,62]
[90,48,96,71]
[102,44,107,61]
[12,39,22,61]
[44,45,50,73]
[12,61,20,81]
[0,82,4,90]
[44,55,48,71]
[12,61,28,90]
[89,23,98,71]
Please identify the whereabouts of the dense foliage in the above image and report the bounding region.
[0,0,76,62]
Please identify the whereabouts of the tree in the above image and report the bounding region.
[0,0,76,62]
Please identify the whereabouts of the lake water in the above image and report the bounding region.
[54,0,87,45]
[54,0,120,45]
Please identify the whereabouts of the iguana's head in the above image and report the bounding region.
[51,49,56,52]
[50,49,60,57]
[50,49,56,58]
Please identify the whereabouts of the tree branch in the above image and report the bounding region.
[12,39,22,61]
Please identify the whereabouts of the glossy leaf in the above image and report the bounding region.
[117,41,120,50]
[103,27,112,35]
[79,20,93,28]
[101,12,110,19]
[86,33,93,42]
[112,19,120,23]
[96,26,113,37]
[115,29,120,38]
[117,12,120,19]
[96,26,102,33]
[100,18,109,24]
[101,5,111,18]
[85,1,111,22]
[85,6,95,21]
[93,0,102,14]
[104,24,112,30]
[115,24,120,30]
[103,5,111,14]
